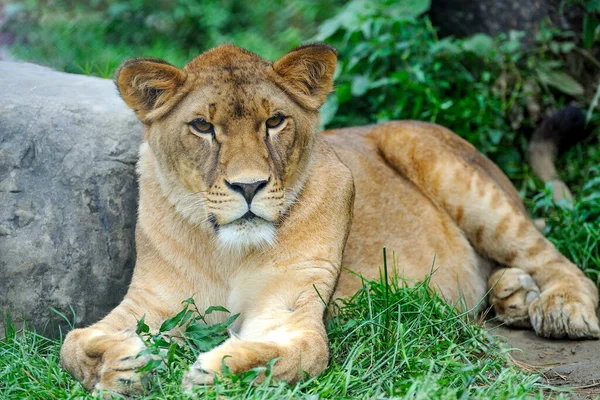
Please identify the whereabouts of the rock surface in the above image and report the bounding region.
[0,62,141,336]
[428,0,583,44]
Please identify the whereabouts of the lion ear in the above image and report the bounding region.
[273,43,337,110]
[115,58,187,122]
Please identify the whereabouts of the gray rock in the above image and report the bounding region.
[0,62,141,336]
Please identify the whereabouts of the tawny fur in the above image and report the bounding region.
[60,43,600,396]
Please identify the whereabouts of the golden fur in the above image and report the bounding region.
[60,43,600,396]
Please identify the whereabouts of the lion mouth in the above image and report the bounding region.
[209,210,275,234]
[218,211,267,229]
[241,211,259,221]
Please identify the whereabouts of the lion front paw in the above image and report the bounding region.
[181,338,282,390]
[61,328,151,397]
[528,285,600,339]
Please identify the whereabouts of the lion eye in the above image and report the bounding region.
[266,114,285,129]
[189,118,214,135]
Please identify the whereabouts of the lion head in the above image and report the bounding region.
[115,43,337,251]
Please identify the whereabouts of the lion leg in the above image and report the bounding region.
[182,261,334,390]
[373,121,599,339]
[60,289,169,396]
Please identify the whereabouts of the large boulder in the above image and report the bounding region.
[0,62,141,336]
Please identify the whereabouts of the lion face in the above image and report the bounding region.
[116,44,337,251]
[147,70,316,250]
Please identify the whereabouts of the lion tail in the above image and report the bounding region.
[528,106,592,202]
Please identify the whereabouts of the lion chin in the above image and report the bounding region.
[216,214,276,253]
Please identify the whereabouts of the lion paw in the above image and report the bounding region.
[529,286,600,339]
[181,338,281,390]
[181,364,216,389]
[61,328,150,397]
[488,268,540,328]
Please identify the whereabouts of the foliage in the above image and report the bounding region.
[3,0,341,74]
[132,299,239,385]
[316,0,598,180]
[567,0,600,48]
[0,273,560,399]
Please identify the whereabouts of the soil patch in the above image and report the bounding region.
[488,312,600,399]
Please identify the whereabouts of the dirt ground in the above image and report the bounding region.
[488,311,600,399]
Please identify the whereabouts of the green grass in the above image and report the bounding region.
[1,272,562,400]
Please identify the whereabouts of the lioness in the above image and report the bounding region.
[60,43,600,395]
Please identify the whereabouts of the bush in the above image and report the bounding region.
[4,0,342,73]
[316,0,596,180]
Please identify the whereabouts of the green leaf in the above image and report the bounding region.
[585,0,600,12]
[153,336,170,348]
[461,34,494,58]
[205,305,230,315]
[137,358,163,373]
[336,83,353,104]
[388,0,431,20]
[107,2,131,17]
[351,75,371,96]
[314,17,342,40]
[240,368,261,384]
[560,42,575,53]
[320,96,339,127]
[137,347,159,357]
[189,334,229,352]
[414,65,426,83]
[430,37,461,55]
[488,129,503,145]
[167,342,179,366]
[586,80,600,124]
[537,70,584,96]
[221,313,240,328]
[313,2,361,41]
[185,323,212,335]
[502,30,525,53]
[136,315,149,335]
[3,312,15,343]
[583,14,599,49]
[159,306,189,333]
[182,297,196,305]
[179,309,194,327]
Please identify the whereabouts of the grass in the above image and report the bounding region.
[1,271,561,400]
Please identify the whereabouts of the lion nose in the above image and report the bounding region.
[225,179,269,205]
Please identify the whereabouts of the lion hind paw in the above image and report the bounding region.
[529,290,600,339]
[488,268,540,328]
